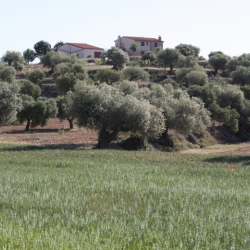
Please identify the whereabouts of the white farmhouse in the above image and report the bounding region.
[114,36,164,56]
[57,43,104,59]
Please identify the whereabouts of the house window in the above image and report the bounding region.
[146,42,148,45]
[141,51,145,55]
[141,42,145,46]
[155,43,158,47]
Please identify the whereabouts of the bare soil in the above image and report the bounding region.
[0,119,98,149]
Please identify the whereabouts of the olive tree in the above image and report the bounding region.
[0,63,16,83]
[2,51,25,71]
[0,82,21,126]
[122,66,149,81]
[20,81,41,99]
[56,93,75,129]
[157,48,180,73]
[71,83,165,149]
[129,42,137,54]
[231,66,250,85]
[177,55,199,68]
[176,66,208,87]
[53,62,88,95]
[208,52,230,74]
[117,81,211,147]
[17,95,57,131]
[141,51,156,63]
[175,44,200,57]
[26,70,46,87]
[41,52,82,72]
[105,47,129,70]
[95,68,123,84]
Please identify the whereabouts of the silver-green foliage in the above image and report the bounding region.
[20,81,41,99]
[17,95,57,130]
[122,66,149,81]
[72,82,165,148]
[118,81,211,135]
[0,63,16,83]
[231,66,250,85]
[105,47,129,70]
[41,52,83,71]
[0,82,21,125]
[26,70,46,87]
[176,66,208,87]
[56,93,75,129]
[95,68,123,84]
[53,62,88,95]
[1,51,25,71]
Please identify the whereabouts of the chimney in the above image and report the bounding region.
[118,35,121,48]
[158,35,161,41]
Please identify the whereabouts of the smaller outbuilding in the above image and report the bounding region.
[57,43,104,59]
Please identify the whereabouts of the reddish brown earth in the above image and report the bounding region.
[0,119,98,149]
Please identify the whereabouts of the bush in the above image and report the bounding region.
[20,81,41,99]
[122,67,149,81]
[95,68,123,84]
[26,70,46,87]
[231,66,250,85]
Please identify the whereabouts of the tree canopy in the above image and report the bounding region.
[1,51,25,71]
[175,44,200,57]
[0,82,21,126]
[157,48,180,73]
[23,49,36,64]
[17,95,57,130]
[34,40,51,58]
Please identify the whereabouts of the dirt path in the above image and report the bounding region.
[182,143,250,156]
[0,119,98,149]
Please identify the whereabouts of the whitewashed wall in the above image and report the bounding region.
[58,44,103,58]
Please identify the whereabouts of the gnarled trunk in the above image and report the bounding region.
[125,136,146,150]
[97,127,119,149]
[157,129,174,148]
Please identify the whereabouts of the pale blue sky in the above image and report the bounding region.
[1,0,249,60]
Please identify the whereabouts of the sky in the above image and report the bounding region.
[1,0,250,60]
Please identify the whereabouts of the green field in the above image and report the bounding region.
[0,144,250,249]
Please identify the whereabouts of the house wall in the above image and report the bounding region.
[58,44,103,58]
[114,37,164,56]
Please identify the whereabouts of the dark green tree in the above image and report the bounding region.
[53,41,64,51]
[23,49,36,64]
[34,40,51,58]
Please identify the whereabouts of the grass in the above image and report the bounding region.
[0,144,250,249]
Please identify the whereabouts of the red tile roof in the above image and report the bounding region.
[65,43,104,50]
[123,36,164,42]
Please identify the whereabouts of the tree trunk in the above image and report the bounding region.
[97,127,119,149]
[67,118,74,129]
[25,120,31,131]
[124,136,146,150]
[157,129,174,148]
[170,64,174,74]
